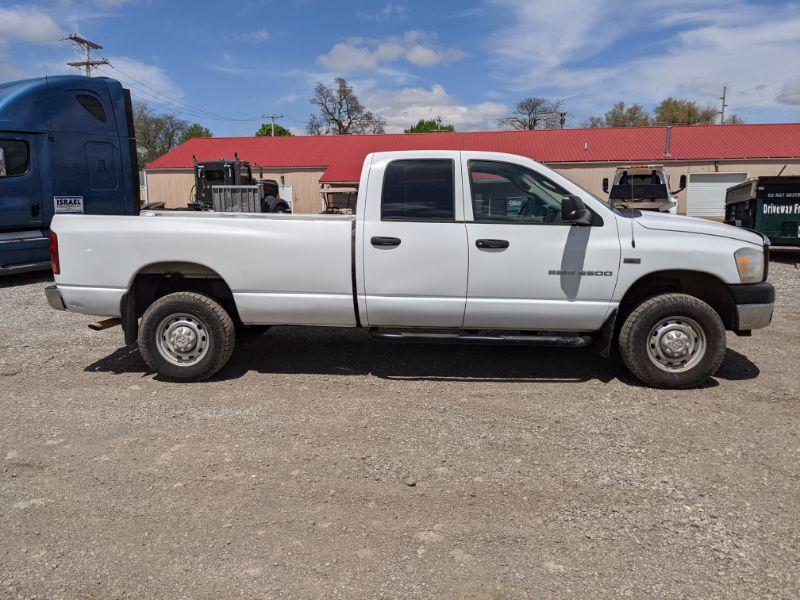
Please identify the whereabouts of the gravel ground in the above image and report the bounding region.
[1,252,799,599]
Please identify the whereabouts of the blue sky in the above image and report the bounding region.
[1,0,799,135]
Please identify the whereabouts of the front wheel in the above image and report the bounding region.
[138,292,235,381]
[618,293,726,389]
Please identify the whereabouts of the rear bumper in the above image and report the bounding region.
[45,285,66,311]
[727,282,775,330]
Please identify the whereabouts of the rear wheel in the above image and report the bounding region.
[138,292,235,381]
[618,293,726,388]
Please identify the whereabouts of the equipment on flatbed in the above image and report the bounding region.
[725,176,800,246]
[190,154,290,213]
[603,165,685,213]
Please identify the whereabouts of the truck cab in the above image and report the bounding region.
[189,156,289,213]
[0,75,139,275]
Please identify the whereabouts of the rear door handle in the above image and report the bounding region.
[475,239,510,249]
[371,236,401,247]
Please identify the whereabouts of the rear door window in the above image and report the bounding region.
[381,159,454,221]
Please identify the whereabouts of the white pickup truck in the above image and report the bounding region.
[45,150,775,388]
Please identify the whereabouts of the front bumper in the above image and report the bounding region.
[45,285,66,311]
[727,282,775,331]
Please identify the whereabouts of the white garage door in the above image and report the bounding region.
[686,172,747,219]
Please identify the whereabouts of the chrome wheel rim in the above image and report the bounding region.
[646,316,707,373]
[155,313,210,367]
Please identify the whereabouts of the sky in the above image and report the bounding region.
[1,0,799,136]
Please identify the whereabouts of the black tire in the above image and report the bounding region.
[138,292,235,382]
[618,293,726,389]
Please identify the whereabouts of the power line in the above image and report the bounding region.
[64,34,108,77]
[101,61,264,122]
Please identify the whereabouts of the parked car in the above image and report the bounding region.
[45,151,774,388]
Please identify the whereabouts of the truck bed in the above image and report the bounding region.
[52,212,358,326]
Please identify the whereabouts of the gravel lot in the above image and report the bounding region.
[1,252,799,599]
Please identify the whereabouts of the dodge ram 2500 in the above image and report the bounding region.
[45,151,775,388]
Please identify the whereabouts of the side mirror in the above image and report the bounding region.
[562,195,593,226]
[670,174,687,195]
[0,147,6,177]
[602,177,609,193]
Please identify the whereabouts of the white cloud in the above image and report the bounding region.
[365,83,506,132]
[317,30,466,72]
[0,7,64,43]
[357,2,408,22]
[242,28,269,43]
[776,77,800,106]
[106,56,184,103]
[486,0,800,119]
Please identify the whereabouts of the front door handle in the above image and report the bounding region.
[475,239,510,249]
[371,236,401,247]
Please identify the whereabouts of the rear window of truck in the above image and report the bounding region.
[381,159,454,221]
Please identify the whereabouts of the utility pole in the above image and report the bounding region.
[261,114,284,136]
[719,85,728,125]
[64,34,109,77]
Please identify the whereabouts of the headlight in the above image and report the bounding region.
[734,247,764,283]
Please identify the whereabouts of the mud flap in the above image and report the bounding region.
[120,290,138,346]
[597,309,618,358]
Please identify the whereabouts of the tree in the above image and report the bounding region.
[255,123,293,137]
[723,114,745,125]
[605,102,651,127]
[654,97,718,125]
[133,103,188,165]
[404,118,455,133]
[307,77,386,135]
[583,102,650,128]
[582,116,606,128]
[179,123,212,144]
[497,97,566,130]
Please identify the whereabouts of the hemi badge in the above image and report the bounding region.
[623,258,642,264]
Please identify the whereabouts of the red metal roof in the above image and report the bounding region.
[147,123,800,183]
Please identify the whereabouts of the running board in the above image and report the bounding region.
[369,330,593,347]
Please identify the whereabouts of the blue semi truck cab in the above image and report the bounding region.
[0,75,140,275]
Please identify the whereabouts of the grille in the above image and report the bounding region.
[211,186,260,213]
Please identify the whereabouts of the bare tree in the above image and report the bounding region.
[133,103,189,165]
[307,78,386,135]
[497,97,566,130]
[582,116,606,128]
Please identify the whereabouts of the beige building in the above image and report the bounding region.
[145,124,800,218]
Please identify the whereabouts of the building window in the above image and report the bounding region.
[381,159,454,221]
